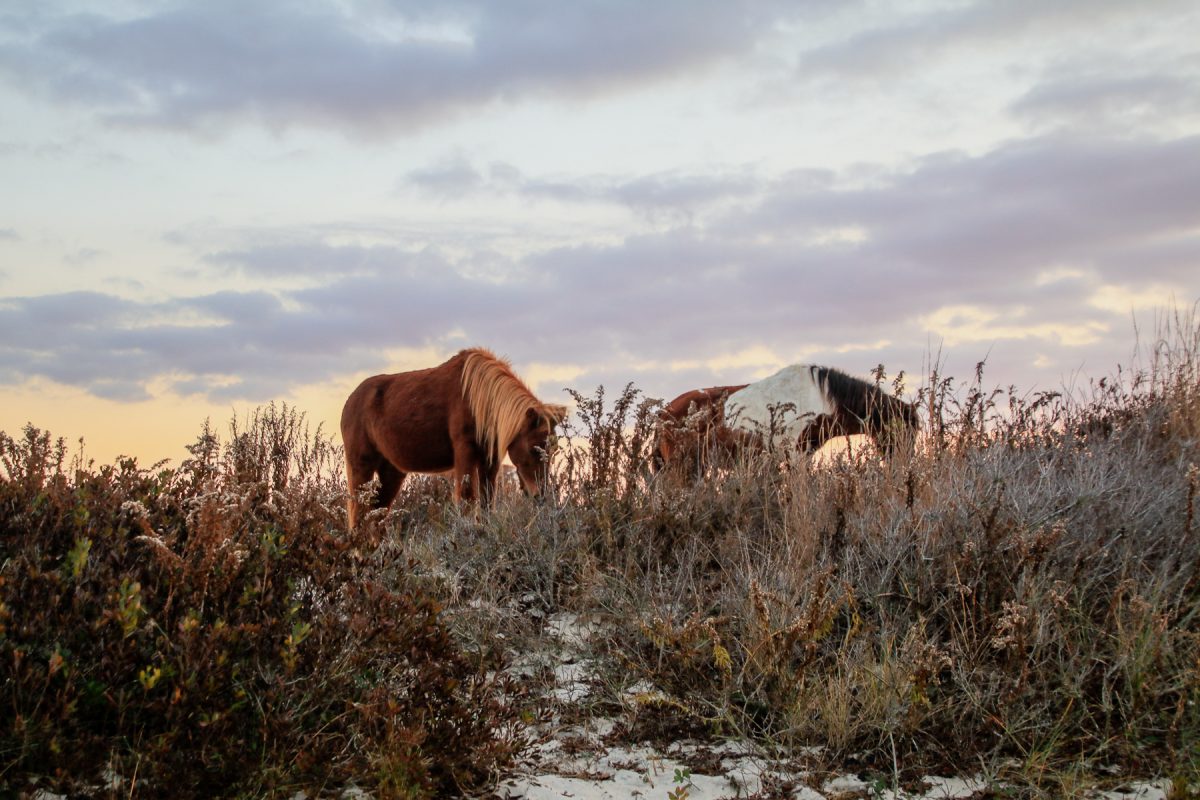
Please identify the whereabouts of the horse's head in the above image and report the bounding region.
[876,399,921,455]
[797,413,843,453]
[507,403,569,496]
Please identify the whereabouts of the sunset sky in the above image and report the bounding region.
[2,0,1199,466]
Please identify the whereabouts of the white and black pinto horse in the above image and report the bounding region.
[653,364,919,473]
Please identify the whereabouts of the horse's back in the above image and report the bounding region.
[662,384,747,422]
[341,363,461,472]
[342,370,423,435]
[726,364,833,441]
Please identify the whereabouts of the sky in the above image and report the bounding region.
[1,0,1199,467]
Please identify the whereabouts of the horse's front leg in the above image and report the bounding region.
[478,461,502,508]
[452,442,483,504]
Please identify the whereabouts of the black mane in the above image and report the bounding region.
[810,365,919,430]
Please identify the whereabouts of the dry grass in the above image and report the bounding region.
[3,312,1200,797]
[1,405,520,798]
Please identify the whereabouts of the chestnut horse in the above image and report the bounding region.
[652,384,750,473]
[341,348,568,528]
[653,365,919,473]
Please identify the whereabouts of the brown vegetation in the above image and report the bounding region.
[1,406,519,798]
[3,314,1199,797]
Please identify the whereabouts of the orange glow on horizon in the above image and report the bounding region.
[1,378,350,470]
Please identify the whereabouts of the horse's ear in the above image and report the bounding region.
[543,404,569,427]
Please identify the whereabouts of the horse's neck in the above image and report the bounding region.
[725,366,832,439]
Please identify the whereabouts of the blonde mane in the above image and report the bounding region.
[460,348,564,464]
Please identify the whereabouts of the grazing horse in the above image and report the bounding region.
[654,364,919,473]
[652,384,749,472]
[341,348,569,528]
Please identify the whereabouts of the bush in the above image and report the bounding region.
[381,313,1200,795]
[1,406,518,798]
[590,315,1200,788]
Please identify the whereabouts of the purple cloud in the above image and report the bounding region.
[0,1,809,138]
[2,132,1196,404]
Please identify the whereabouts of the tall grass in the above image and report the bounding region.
[3,312,1199,797]
[421,312,1198,796]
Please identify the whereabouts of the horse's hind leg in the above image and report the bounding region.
[374,461,406,515]
[345,453,385,530]
[346,459,370,531]
[348,453,403,527]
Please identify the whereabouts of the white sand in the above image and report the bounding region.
[493,613,1177,800]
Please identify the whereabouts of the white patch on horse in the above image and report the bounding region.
[726,364,833,446]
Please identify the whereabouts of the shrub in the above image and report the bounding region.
[0,406,518,798]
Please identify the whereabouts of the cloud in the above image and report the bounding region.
[1012,71,1200,133]
[730,134,1200,296]
[407,154,485,198]
[198,133,1200,392]
[0,0,803,138]
[65,247,104,264]
[2,130,1196,404]
[798,0,1193,79]
[203,241,423,279]
[409,159,762,222]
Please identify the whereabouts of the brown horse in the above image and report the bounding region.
[341,348,569,528]
[653,365,919,474]
[652,384,750,472]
